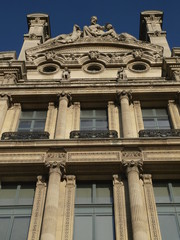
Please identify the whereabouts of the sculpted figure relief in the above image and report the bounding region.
[45,16,138,44]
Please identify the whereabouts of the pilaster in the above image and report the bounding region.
[0,94,9,133]
[73,102,80,130]
[28,176,47,240]
[168,100,180,129]
[133,101,144,133]
[143,175,162,240]
[62,175,76,240]
[1,103,21,135]
[113,175,128,240]
[44,102,57,139]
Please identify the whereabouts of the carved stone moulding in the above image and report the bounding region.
[139,129,180,137]
[70,130,118,139]
[1,131,50,140]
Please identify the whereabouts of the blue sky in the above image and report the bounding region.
[0,0,180,56]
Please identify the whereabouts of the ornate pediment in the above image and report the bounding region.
[25,16,163,63]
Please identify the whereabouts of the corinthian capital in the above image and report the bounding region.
[116,90,132,102]
[122,159,143,174]
[57,91,72,105]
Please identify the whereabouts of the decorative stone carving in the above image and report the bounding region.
[132,49,143,59]
[173,70,180,81]
[62,175,76,240]
[45,51,56,60]
[58,91,72,106]
[30,17,46,26]
[4,73,17,83]
[62,67,71,80]
[45,152,67,165]
[142,174,162,240]
[88,51,100,60]
[122,151,142,160]
[28,176,47,240]
[122,159,143,173]
[70,130,118,139]
[113,175,128,240]
[117,90,132,103]
[117,67,127,81]
[139,129,180,137]
[1,131,50,140]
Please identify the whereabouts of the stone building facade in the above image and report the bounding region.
[0,10,180,240]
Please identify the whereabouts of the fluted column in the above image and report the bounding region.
[118,91,133,137]
[55,92,71,139]
[123,160,148,240]
[41,157,66,240]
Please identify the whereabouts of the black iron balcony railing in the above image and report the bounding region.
[70,130,118,139]
[1,131,50,140]
[139,129,180,137]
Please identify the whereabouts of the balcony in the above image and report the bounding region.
[70,130,118,139]
[139,129,180,137]
[1,132,50,140]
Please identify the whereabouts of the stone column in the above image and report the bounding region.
[123,160,148,240]
[117,91,133,138]
[55,92,71,139]
[113,175,128,240]
[0,95,9,133]
[41,157,66,240]
[28,176,47,240]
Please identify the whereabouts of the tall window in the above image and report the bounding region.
[80,110,108,131]
[18,111,47,132]
[153,181,180,240]
[0,182,35,240]
[74,182,115,240]
[142,108,171,129]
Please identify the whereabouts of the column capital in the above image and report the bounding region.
[65,175,76,187]
[116,90,132,102]
[122,160,143,174]
[36,175,47,187]
[45,152,66,176]
[142,174,152,184]
[57,91,72,106]
[113,174,123,186]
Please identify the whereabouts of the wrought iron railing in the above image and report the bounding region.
[1,131,50,140]
[139,129,180,137]
[70,130,118,139]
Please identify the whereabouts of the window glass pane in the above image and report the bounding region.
[20,111,34,119]
[0,186,17,205]
[157,119,171,129]
[96,184,112,203]
[96,215,115,240]
[153,184,171,203]
[80,120,93,130]
[96,120,108,130]
[76,184,92,204]
[0,217,11,239]
[74,215,92,240]
[10,216,31,240]
[95,110,107,117]
[158,214,180,240]
[172,183,180,202]
[156,109,168,116]
[18,186,35,205]
[143,119,157,129]
[18,121,31,129]
[34,111,46,118]
[81,110,93,117]
[33,120,46,130]
[142,109,154,116]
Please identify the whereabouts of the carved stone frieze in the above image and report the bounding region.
[143,151,180,161]
[0,153,44,164]
[68,151,120,162]
[122,151,142,160]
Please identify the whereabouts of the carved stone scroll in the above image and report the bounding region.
[143,174,162,240]
[28,176,47,240]
[62,175,76,240]
[113,175,128,240]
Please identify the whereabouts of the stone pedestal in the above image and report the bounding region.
[123,160,148,240]
[41,161,65,240]
[55,92,71,139]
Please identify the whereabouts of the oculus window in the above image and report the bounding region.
[142,108,171,130]
[18,110,47,132]
[0,182,35,240]
[154,181,180,240]
[73,182,115,240]
[80,110,108,131]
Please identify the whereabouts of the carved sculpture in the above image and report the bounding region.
[117,67,127,80]
[62,67,71,80]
